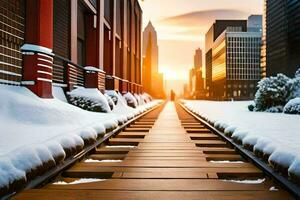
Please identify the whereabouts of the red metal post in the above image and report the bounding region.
[22,0,53,98]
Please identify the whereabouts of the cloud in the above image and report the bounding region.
[155,9,249,42]
[159,9,248,27]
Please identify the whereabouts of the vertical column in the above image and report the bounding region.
[112,0,117,77]
[85,14,101,90]
[22,0,54,98]
[70,1,78,63]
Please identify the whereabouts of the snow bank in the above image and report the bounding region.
[0,85,160,195]
[183,100,300,184]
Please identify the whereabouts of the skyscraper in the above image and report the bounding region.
[142,21,165,98]
[205,20,247,98]
[143,21,159,76]
[188,48,205,99]
[265,0,300,77]
[211,16,262,100]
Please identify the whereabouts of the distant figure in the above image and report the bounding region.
[170,90,176,101]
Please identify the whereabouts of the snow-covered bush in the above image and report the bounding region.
[265,106,284,113]
[284,98,300,114]
[253,74,291,112]
[105,90,119,105]
[104,94,115,111]
[134,93,145,106]
[123,92,138,108]
[248,104,255,112]
[141,93,152,103]
[67,87,111,113]
[288,77,300,100]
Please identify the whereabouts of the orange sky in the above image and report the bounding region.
[138,0,263,94]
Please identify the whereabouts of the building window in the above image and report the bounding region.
[116,0,122,36]
[77,2,86,66]
[104,0,113,24]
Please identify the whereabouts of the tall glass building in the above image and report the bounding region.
[211,20,262,100]
[265,0,300,77]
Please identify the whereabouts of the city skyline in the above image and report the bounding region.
[139,0,263,82]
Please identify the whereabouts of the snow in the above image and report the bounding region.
[68,87,111,113]
[135,93,145,106]
[84,159,123,163]
[0,84,160,192]
[52,86,68,103]
[84,66,105,73]
[284,97,300,114]
[269,186,279,191]
[221,178,265,184]
[183,100,300,182]
[123,92,138,108]
[21,44,54,56]
[53,178,106,185]
[105,145,137,148]
[209,160,244,164]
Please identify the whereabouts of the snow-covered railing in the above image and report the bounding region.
[3,100,163,199]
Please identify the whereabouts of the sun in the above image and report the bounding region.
[159,67,188,81]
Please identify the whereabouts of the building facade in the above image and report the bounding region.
[188,48,205,99]
[265,0,300,77]
[205,20,247,98]
[211,27,262,100]
[0,0,143,98]
[142,21,165,98]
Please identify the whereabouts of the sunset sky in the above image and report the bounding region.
[138,0,263,93]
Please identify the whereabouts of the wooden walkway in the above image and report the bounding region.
[14,102,293,199]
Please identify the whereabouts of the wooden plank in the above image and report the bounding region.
[129,124,153,128]
[109,138,142,145]
[134,121,155,125]
[95,148,134,154]
[183,125,206,129]
[119,171,208,179]
[124,157,206,161]
[65,166,262,175]
[136,146,198,150]
[89,154,126,160]
[186,129,212,133]
[138,142,195,146]
[44,179,271,191]
[116,132,147,138]
[189,134,219,140]
[124,127,150,132]
[67,160,256,168]
[194,140,230,148]
[13,190,293,200]
[181,123,203,125]
[200,148,236,154]
[206,154,243,161]
[130,149,202,153]
[127,152,205,157]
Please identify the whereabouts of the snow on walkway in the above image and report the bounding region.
[183,100,300,181]
[0,85,160,192]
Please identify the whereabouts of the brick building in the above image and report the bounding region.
[0,0,143,98]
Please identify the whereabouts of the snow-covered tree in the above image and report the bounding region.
[295,68,300,78]
[253,74,292,112]
[288,77,300,100]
